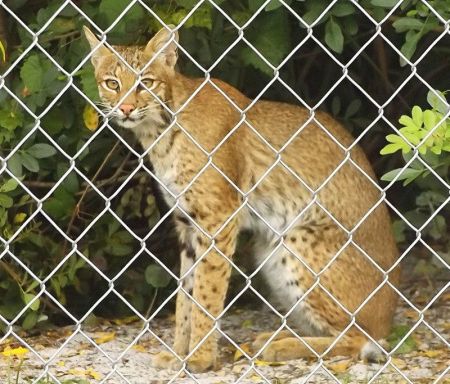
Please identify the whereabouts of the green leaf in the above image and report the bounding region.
[0,179,18,193]
[58,168,79,194]
[344,99,361,118]
[380,143,402,155]
[400,30,421,65]
[145,264,172,288]
[0,207,7,228]
[0,193,13,208]
[430,145,441,154]
[46,17,76,36]
[399,129,421,145]
[428,215,447,240]
[265,0,290,12]
[21,152,40,173]
[182,6,213,29]
[411,106,423,127]
[392,17,424,33]
[110,242,133,256]
[427,90,448,114]
[27,143,57,159]
[392,220,406,243]
[7,154,23,177]
[325,18,344,54]
[22,292,40,311]
[99,0,145,27]
[0,109,24,131]
[248,0,265,12]
[240,8,291,74]
[416,191,446,207]
[301,0,328,25]
[371,0,399,7]
[331,96,341,115]
[22,311,39,330]
[0,39,5,62]
[43,189,75,219]
[386,134,408,147]
[423,109,436,130]
[331,2,355,17]
[79,68,100,102]
[341,16,358,35]
[380,168,422,184]
[388,324,417,354]
[399,115,416,128]
[20,55,44,93]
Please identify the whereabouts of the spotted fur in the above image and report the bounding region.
[84,25,400,372]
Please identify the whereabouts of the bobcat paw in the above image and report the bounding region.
[260,340,295,362]
[253,331,291,352]
[186,354,215,373]
[151,351,182,371]
[150,351,215,373]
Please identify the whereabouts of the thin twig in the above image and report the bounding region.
[61,140,121,256]
[0,260,21,283]
[144,288,159,320]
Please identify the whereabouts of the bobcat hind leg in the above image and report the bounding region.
[258,333,385,362]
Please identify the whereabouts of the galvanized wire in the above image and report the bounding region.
[0,0,449,383]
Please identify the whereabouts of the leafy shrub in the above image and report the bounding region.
[0,0,449,331]
[380,90,449,246]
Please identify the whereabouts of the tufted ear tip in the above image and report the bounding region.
[82,26,111,67]
[82,25,98,48]
[145,25,179,68]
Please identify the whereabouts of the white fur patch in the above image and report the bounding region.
[360,340,386,362]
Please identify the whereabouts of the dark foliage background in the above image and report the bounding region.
[0,0,449,331]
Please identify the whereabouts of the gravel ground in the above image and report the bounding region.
[1,275,449,384]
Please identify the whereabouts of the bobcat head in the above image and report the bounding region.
[83,25,178,129]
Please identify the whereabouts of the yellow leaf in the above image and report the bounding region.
[250,374,263,382]
[420,350,444,358]
[68,368,86,377]
[94,331,116,344]
[241,319,253,328]
[1,346,29,357]
[0,39,5,62]
[132,344,147,353]
[111,316,139,325]
[328,359,352,373]
[234,342,251,362]
[14,213,27,224]
[83,104,99,131]
[86,368,102,380]
[56,361,65,367]
[255,359,286,367]
[391,357,407,369]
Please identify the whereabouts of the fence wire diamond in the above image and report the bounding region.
[0,0,449,383]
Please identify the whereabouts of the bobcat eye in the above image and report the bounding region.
[104,79,120,91]
[138,78,156,91]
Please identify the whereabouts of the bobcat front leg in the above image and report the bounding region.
[151,186,239,372]
[151,221,195,367]
[186,220,237,372]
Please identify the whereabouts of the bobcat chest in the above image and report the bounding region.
[140,129,182,203]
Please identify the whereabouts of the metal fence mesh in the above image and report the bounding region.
[0,0,449,383]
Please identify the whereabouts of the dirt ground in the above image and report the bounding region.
[1,266,449,384]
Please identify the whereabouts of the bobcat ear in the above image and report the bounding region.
[145,25,179,68]
[83,26,111,67]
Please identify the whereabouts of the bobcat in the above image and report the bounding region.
[84,25,400,373]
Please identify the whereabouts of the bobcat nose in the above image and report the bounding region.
[119,104,135,116]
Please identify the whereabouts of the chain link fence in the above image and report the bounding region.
[0,0,449,383]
